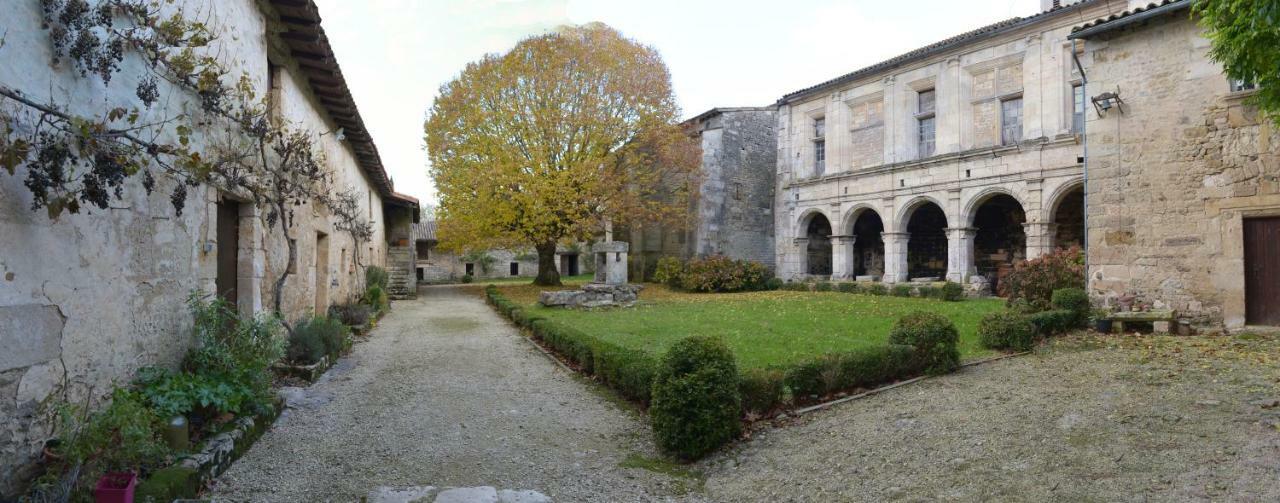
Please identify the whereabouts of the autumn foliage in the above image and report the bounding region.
[425,23,699,285]
[999,246,1086,310]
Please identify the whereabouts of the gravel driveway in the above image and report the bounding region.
[699,332,1280,502]
[209,285,697,502]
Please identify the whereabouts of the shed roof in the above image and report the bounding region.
[1068,0,1192,39]
[413,221,437,242]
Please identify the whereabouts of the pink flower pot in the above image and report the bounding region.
[94,472,136,503]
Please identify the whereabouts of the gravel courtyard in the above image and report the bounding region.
[208,285,698,502]
[210,284,1279,502]
[700,332,1280,502]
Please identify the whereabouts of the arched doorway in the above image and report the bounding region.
[851,210,884,277]
[1052,185,1085,249]
[906,202,947,279]
[972,194,1026,293]
[807,214,833,276]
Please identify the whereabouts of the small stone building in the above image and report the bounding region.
[1071,0,1280,328]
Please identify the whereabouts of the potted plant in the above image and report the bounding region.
[94,472,137,503]
[1090,308,1113,333]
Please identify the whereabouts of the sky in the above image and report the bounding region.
[312,0,1058,206]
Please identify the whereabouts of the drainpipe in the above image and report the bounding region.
[1071,38,1089,261]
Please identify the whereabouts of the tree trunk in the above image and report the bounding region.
[272,202,294,318]
[533,240,561,286]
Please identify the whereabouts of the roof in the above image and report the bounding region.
[265,0,397,200]
[780,0,1104,103]
[412,221,437,242]
[1068,0,1192,39]
[684,106,777,125]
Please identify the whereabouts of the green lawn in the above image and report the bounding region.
[492,281,1005,370]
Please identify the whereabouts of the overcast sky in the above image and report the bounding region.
[313,0,1061,206]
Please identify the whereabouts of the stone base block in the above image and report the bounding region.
[540,283,643,308]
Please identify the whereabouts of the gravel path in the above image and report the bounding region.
[699,333,1280,502]
[209,285,697,502]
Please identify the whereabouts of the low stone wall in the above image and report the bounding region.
[538,283,643,308]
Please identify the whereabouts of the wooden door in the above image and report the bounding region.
[1244,217,1280,326]
[216,201,240,308]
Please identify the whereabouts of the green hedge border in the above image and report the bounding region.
[484,285,952,416]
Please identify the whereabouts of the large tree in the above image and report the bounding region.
[1196,0,1280,125]
[425,23,698,286]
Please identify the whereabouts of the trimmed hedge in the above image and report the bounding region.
[940,281,965,301]
[1028,309,1077,336]
[739,368,785,415]
[650,336,741,460]
[781,281,811,292]
[867,283,889,296]
[890,284,913,297]
[1050,287,1090,328]
[785,344,920,400]
[764,277,784,291]
[814,281,833,292]
[978,310,1037,351]
[889,311,960,375]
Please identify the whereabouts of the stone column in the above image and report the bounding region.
[792,237,809,280]
[1024,222,1057,259]
[945,227,977,283]
[831,235,856,280]
[882,232,910,283]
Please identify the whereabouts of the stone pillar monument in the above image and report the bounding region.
[540,241,642,308]
[592,241,629,285]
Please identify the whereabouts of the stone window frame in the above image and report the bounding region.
[964,53,1024,148]
[906,77,939,160]
[803,106,828,177]
[843,91,886,132]
[1000,94,1024,146]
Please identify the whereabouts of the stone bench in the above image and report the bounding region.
[1108,309,1177,333]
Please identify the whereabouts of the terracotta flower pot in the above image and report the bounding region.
[94,472,136,503]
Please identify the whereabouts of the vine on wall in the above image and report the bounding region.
[1,0,376,315]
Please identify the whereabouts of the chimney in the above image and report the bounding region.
[1041,0,1080,11]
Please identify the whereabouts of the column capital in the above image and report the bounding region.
[831,234,857,243]
[793,237,810,246]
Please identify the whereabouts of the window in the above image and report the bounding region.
[1001,97,1023,146]
[812,117,826,175]
[510,262,519,276]
[1230,78,1257,92]
[916,89,936,158]
[1071,84,1085,134]
[465,263,475,276]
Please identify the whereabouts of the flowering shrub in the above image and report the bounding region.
[1000,246,1085,311]
[677,255,771,293]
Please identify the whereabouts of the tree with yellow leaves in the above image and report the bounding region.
[425,23,699,286]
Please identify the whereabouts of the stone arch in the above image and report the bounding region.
[902,199,949,280]
[971,193,1027,294]
[961,186,1027,227]
[804,212,833,276]
[797,207,831,232]
[849,208,885,278]
[893,195,949,233]
[840,203,881,235]
[1046,178,1086,250]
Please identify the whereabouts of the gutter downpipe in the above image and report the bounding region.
[1071,38,1089,264]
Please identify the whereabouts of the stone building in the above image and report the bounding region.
[773,0,1124,288]
[1071,0,1280,328]
[411,221,584,283]
[0,0,415,492]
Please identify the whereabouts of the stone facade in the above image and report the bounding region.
[687,108,778,267]
[773,1,1122,284]
[1073,2,1280,329]
[0,0,412,493]
[411,223,585,283]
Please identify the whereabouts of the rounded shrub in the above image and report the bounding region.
[814,281,833,292]
[889,311,960,375]
[653,256,685,288]
[650,336,741,460]
[1050,287,1090,327]
[286,327,326,364]
[978,311,1037,351]
[867,283,889,296]
[460,274,474,284]
[890,284,913,297]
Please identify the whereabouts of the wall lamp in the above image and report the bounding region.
[1091,89,1124,117]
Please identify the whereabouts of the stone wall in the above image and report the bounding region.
[1080,12,1280,329]
[0,0,391,493]
[415,244,583,283]
[689,108,777,268]
[774,1,1120,283]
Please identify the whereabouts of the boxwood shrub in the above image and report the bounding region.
[835,282,860,294]
[889,311,960,375]
[1050,287,1090,327]
[785,345,921,400]
[739,368,785,415]
[1028,309,1077,336]
[867,283,889,296]
[814,281,833,292]
[978,310,1037,351]
[940,281,965,301]
[650,336,742,460]
[890,284,913,297]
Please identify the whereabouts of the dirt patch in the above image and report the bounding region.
[701,332,1280,502]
